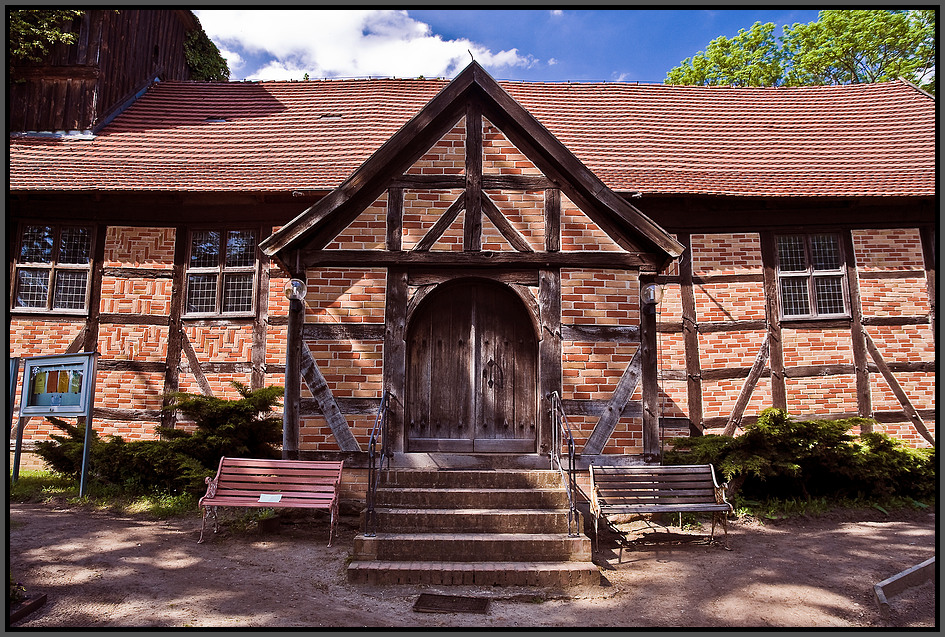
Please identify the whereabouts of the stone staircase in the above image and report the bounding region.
[346,469,600,587]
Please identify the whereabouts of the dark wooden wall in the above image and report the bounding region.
[9,9,197,132]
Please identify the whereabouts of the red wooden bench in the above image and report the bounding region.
[198,457,344,546]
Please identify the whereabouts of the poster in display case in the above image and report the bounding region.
[19,353,96,417]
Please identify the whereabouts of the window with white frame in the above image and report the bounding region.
[13,224,93,312]
[185,229,258,315]
[776,233,849,319]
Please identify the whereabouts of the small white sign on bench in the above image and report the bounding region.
[258,494,282,503]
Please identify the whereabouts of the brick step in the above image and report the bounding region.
[364,507,581,533]
[346,559,601,587]
[374,487,569,509]
[381,469,565,489]
[352,532,592,562]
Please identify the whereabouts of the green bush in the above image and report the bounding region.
[34,382,284,496]
[664,408,935,502]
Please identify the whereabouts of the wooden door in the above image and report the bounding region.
[406,280,537,453]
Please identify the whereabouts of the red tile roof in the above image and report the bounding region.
[8,77,935,198]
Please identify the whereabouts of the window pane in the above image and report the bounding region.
[59,227,92,264]
[53,271,88,309]
[777,235,807,272]
[20,226,54,263]
[814,277,845,314]
[809,234,841,271]
[222,274,253,313]
[190,231,220,268]
[187,274,217,313]
[226,230,256,267]
[780,277,810,316]
[16,269,50,308]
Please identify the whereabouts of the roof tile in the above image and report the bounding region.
[9,78,935,197]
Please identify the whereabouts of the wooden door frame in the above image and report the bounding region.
[400,275,542,454]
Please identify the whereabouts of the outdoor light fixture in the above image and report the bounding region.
[284,278,307,301]
[641,282,664,306]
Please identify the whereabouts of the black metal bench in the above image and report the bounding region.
[589,464,733,550]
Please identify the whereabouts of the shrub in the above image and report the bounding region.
[33,382,284,496]
[664,408,935,502]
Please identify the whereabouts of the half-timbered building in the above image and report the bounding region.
[10,62,936,500]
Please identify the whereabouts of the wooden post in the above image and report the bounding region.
[161,224,188,431]
[538,268,561,456]
[842,230,872,430]
[464,101,482,251]
[384,267,409,454]
[760,232,787,409]
[283,294,303,460]
[920,225,936,343]
[640,275,660,462]
[677,234,703,433]
[544,188,560,253]
[251,223,271,390]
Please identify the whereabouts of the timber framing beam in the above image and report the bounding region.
[298,249,654,270]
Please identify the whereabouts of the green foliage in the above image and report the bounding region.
[33,383,284,496]
[664,21,783,87]
[184,21,229,81]
[10,571,26,605]
[160,382,284,468]
[665,10,935,94]
[665,408,935,502]
[9,9,84,64]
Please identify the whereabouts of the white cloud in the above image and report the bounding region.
[194,9,535,81]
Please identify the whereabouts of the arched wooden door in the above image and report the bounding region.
[405,280,538,453]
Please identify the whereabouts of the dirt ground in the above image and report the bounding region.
[8,501,936,629]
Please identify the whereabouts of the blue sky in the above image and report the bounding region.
[194,9,824,83]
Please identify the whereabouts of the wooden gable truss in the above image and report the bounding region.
[262,62,684,462]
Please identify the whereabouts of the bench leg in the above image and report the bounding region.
[327,501,338,547]
[198,507,209,544]
[198,506,219,544]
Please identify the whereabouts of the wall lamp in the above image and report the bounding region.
[284,278,307,301]
[640,282,664,306]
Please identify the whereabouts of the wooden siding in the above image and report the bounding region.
[9,9,195,132]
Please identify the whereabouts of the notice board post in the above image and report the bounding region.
[17,353,98,495]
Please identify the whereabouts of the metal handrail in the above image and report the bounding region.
[549,391,579,537]
[364,390,390,537]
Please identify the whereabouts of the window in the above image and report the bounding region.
[185,229,258,315]
[776,233,848,319]
[13,224,93,312]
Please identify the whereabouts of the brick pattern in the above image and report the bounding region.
[103,226,176,268]
[99,277,173,315]
[306,340,383,398]
[325,196,387,250]
[561,269,638,325]
[99,324,169,360]
[402,189,465,251]
[305,268,386,323]
[561,198,622,251]
[691,233,762,275]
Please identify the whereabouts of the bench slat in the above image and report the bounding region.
[199,457,345,545]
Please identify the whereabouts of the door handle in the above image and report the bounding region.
[486,358,504,389]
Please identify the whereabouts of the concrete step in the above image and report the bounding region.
[352,532,592,562]
[365,507,581,533]
[381,469,565,489]
[346,559,601,587]
[374,487,570,509]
